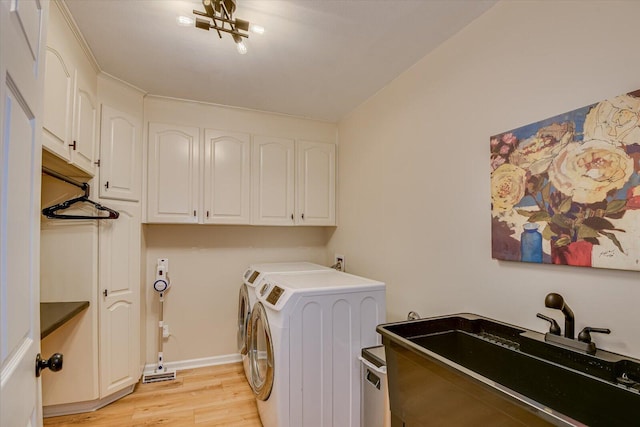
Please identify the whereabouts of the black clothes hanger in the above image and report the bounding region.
[41,167,119,220]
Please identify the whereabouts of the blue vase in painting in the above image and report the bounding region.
[521,223,542,263]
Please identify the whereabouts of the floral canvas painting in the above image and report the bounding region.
[491,90,640,271]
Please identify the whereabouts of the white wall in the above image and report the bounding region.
[143,97,337,363]
[329,1,640,357]
[144,225,331,362]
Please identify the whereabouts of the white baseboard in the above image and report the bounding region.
[143,353,242,374]
[43,385,134,418]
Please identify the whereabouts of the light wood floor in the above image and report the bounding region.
[43,363,262,426]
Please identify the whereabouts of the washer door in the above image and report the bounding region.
[237,283,251,355]
[248,302,274,400]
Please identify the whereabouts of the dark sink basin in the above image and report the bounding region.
[378,314,640,427]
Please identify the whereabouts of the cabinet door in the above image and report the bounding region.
[203,129,250,224]
[42,47,73,161]
[70,78,97,175]
[251,136,295,225]
[296,141,336,225]
[147,123,200,223]
[98,203,141,397]
[99,105,141,201]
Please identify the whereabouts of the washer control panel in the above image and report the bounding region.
[247,270,260,284]
[266,285,285,305]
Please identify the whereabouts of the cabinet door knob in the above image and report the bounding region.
[103,289,108,297]
[69,141,77,151]
[301,213,305,220]
[104,181,109,190]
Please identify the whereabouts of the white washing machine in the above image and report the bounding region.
[248,269,386,427]
[238,262,329,380]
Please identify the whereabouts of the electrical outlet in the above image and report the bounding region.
[334,254,345,272]
[162,324,170,338]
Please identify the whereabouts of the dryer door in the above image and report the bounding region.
[248,302,274,400]
[237,283,251,354]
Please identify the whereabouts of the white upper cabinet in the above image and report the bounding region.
[203,129,251,224]
[296,141,336,226]
[71,78,97,173]
[99,105,141,202]
[251,136,296,225]
[147,123,200,223]
[43,47,73,161]
[42,3,98,176]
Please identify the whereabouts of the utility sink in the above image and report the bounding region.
[378,314,640,426]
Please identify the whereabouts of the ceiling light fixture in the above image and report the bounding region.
[193,0,263,54]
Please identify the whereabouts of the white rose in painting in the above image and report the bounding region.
[509,130,572,175]
[491,164,527,213]
[548,139,634,204]
[583,94,640,146]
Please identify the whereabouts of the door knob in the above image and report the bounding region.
[35,353,63,377]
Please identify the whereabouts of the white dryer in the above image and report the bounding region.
[238,262,329,380]
[248,269,386,427]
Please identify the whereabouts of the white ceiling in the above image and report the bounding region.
[64,0,495,122]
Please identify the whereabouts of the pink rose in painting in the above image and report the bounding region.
[491,155,506,171]
[501,133,517,145]
[490,137,500,148]
[627,185,640,209]
[499,145,511,155]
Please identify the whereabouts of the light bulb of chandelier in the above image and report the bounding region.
[176,16,194,26]
[249,23,264,34]
[232,34,248,54]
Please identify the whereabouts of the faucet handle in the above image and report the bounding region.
[537,313,561,335]
[578,327,611,343]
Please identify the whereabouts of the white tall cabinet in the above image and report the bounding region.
[98,202,141,397]
[40,2,144,415]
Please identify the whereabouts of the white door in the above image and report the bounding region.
[296,141,336,226]
[203,129,250,224]
[98,202,141,396]
[0,0,48,426]
[99,105,140,202]
[251,135,295,225]
[147,123,200,223]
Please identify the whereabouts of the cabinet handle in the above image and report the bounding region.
[291,214,294,220]
[69,141,77,151]
[94,159,101,167]
[194,210,197,217]
[103,289,108,297]
[301,213,305,220]
[206,211,210,218]
[104,181,109,190]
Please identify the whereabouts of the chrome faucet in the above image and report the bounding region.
[544,293,575,339]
